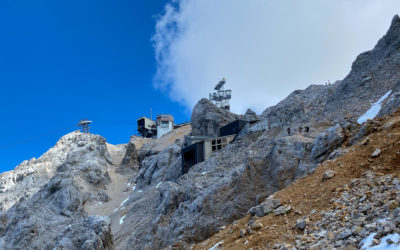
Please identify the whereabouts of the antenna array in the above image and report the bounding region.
[209,78,232,110]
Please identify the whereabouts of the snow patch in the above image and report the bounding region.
[209,240,224,250]
[358,90,392,124]
[201,172,208,175]
[361,233,400,249]
[120,197,129,206]
[132,184,136,191]
[156,182,162,188]
[361,233,377,249]
[119,215,126,225]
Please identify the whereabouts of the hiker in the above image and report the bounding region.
[305,126,310,134]
[298,127,303,134]
[287,127,291,136]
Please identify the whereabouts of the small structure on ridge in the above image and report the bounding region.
[156,114,174,138]
[77,119,92,134]
[209,78,232,110]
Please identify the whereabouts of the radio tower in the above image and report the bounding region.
[77,119,92,133]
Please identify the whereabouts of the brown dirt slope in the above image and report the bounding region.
[194,110,400,250]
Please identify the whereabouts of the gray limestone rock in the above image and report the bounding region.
[191,98,239,137]
[135,144,182,190]
[322,170,335,181]
[0,132,115,250]
[248,198,281,217]
[311,124,345,160]
[243,109,259,122]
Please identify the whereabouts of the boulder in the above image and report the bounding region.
[311,124,345,160]
[191,98,239,137]
[248,198,281,217]
[322,170,335,181]
[371,148,382,158]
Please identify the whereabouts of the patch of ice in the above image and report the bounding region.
[119,215,126,225]
[132,184,136,191]
[361,233,400,249]
[361,233,377,249]
[209,240,224,250]
[358,90,392,124]
[120,197,129,206]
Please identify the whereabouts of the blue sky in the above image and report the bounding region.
[0,0,189,172]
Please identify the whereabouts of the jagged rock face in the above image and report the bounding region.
[324,15,400,121]
[191,98,239,136]
[119,136,139,172]
[257,16,400,137]
[311,124,345,160]
[118,131,317,249]
[0,131,107,213]
[261,84,336,129]
[0,132,115,250]
[135,144,181,190]
[243,108,259,122]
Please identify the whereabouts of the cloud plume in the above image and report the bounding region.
[153,0,400,114]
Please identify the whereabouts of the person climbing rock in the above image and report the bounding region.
[287,127,291,136]
[305,126,310,134]
[298,127,303,134]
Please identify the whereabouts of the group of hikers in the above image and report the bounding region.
[287,126,310,136]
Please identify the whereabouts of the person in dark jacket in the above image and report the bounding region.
[305,126,310,134]
[287,127,291,136]
[298,126,303,134]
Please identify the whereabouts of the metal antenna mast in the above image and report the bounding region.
[209,78,232,110]
[77,119,93,133]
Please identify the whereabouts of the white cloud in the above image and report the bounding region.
[152,0,400,114]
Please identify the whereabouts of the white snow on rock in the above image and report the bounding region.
[209,240,224,250]
[358,90,392,124]
[361,232,400,249]
[131,184,136,191]
[120,197,129,206]
[119,215,126,225]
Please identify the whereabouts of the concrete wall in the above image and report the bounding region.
[157,121,173,138]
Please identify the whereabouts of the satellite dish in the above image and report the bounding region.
[214,78,226,90]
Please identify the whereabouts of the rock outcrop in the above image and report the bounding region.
[0,132,115,249]
[324,15,400,121]
[191,98,239,136]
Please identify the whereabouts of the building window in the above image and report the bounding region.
[161,121,169,128]
[211,137,228,152]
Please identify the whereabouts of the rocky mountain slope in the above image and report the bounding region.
[0,15,399,250]
[196,109,400,249]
